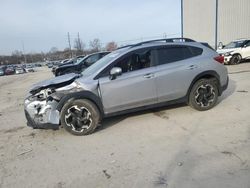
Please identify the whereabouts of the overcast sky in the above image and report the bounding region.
[0,0,181,55]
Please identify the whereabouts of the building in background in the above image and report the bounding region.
[183,0,250,49]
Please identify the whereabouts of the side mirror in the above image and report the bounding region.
[218,42,223,49]
[110,67,122,80]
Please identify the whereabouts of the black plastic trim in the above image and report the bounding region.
[104,97,187,118]
[186,70,222,97]
[56,90,104,116]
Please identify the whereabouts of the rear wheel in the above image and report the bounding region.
[229,54,241,65]
[60,99,100,135]
[188,78,219,111]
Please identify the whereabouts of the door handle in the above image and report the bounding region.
[187,65,198,70]
[143,73,154,78]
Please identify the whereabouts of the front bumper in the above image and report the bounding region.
[24,98,60,129]
[223,55,232,64]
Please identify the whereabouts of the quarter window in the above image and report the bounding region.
[157,46,202,65]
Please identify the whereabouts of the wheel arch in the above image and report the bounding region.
[56,90,104,117]
[231,53,242,57]
[186,71,222,99]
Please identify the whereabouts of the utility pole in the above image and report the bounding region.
[215,0,218,50]
[181,0,184,38]
[67,32,73,58]
[22,41,27,64]
[77,32,81,51]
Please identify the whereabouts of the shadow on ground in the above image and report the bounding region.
[96,103,187,133]
[217,78,236,104]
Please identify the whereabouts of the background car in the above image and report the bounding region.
[15,67,25,74]
[217,39,250,65]
[0,66,5,76]
[24,64,35,72]
[5,66,15,75]
[51,59,70,74]
[54,52,109,76]
[46,62,53,68]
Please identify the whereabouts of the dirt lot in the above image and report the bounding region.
[0,64,250,188]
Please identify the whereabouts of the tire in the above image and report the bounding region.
[188,78,219,111]
[60,99,100,136]
[229,54,241,65]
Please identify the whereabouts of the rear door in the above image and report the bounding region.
[98,49,157,114]
[154,45,203,102]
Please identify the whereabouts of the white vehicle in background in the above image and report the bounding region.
[15,67,25,74]
[217,39,250,65]
[24,64,35,72]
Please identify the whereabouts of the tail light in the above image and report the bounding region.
[214,55,224,64]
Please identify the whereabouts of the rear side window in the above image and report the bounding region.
[157,46,203,65]
[189,46,203,56]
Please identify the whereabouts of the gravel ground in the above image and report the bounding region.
[0,64,250,188]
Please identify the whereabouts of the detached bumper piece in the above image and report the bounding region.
[25,110,59,130]
[24,99,60,130]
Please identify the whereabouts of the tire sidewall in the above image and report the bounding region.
[60,99,100,136]
[189,79,219,111]
[230,54,241,65]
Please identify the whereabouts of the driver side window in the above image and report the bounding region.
[114,50,152,73]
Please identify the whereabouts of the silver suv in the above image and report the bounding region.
[24,38,228,135]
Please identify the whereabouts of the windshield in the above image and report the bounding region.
[224,40,245,49]
[75,57,85,64]
[73,56,89,65]
[81,51,122,77]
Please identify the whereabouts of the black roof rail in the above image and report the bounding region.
[117,38,196,50]
[117,44,135,50]
[131,38,196,48]
[165,38,196,42]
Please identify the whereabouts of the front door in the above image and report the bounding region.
[98,49,157,114]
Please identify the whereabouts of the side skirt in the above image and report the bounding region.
[104,97,187,118]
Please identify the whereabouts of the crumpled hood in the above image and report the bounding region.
[216,47,239,55]
[29,73,80,94]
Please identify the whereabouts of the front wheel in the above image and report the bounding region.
[60,99,100,135]
[229,54,241,65]
[188,79,219,111]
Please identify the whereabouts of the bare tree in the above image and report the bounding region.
[89,38,101,52]
[105,41,118,51]
[12,50,23,57]
[74,38,85,52]
[50,47,58,53]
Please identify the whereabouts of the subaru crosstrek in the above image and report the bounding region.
[24,38,228,135]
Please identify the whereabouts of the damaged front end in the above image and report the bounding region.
[24,73,82,129]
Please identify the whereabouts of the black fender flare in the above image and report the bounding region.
[56,90,104,116]
[186,70,222,98]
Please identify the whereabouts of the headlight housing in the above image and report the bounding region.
[224,51,233,56]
